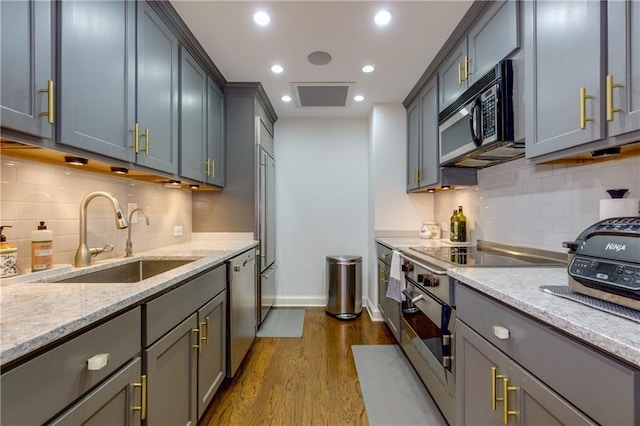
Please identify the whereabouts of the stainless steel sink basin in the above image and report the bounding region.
[53,259,195,283]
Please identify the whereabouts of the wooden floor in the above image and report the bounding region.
[199,308,396,426]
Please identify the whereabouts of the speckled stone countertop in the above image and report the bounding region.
[376,237,474,249]
[448,267,640,368]
[0,240,257,366]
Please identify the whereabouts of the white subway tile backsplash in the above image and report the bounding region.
[435,156,640,252]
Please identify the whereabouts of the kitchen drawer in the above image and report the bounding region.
[377,242,393,265]
[144,263,225,346]
[456,284,639,426]
[1,307,141,425]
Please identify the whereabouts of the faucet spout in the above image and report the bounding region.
[74,191,129,267]
[125,208,150,257]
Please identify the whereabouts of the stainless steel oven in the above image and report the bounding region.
[399,254,455,425]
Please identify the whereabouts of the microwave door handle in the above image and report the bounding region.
[469,96,482,147]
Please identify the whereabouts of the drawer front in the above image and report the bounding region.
[1,307,141,425]
[145,264,225,346]
[456,284,639,426]
[376,242,393,265]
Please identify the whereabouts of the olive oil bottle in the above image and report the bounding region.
[450,209,458,242]
[457,206,467,242]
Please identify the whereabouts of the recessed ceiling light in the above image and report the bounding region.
[354,95,365,102]
[253,11,270,26]
[281,95,292,102]
[362,64,375,73]
[271,64,284,74]
[374,10,392,26]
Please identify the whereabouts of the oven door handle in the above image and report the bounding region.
[402,289,424,304]
[399,253,447,275]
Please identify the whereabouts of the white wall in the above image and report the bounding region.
[0,156,192,271]
[274,117,369,306]
[434,156,640,252]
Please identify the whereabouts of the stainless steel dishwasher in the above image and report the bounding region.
[227,248,257,377]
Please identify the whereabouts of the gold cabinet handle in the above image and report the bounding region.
[39,80,54,124]
[205,160,211,177]
[417,168,422,183]
[606,74,623,121]
[502,377,518,424]
[192,328,201,353]
[458,63,463,86]
[140,128,150,157]
[464,56,472,80]
[491,366,504,410]
[210,159,215,178]
[200,318,209,346]
[130,123,140,153]
[132,375,147,420]
[579,86,595,129]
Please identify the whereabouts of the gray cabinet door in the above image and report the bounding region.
[377,260,388,317]
[406,100,420,191]
[58,0,135,161]
[136,2,179,174]
[179,47,208,183]
[1,0,53,139]
[145,313,198,426]
[607,0,640,138]
[438,40,467,111]
[386,296,401,343]
[524,0,606,159]
[467,0,519,83]
[207,78,225,187]
[456,321,595,426]
[197,290,227,419]
[419,78,439,188]
[49,358,143,426]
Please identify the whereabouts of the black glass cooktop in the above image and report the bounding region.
[409,245,566,267]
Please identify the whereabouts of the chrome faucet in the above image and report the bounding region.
[125,208,149,257]
[74,191,129,267]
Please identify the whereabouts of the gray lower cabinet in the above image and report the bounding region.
[143,264,227,422]
[456,283,639,425]
[0,0,54,140]
[49,357,143,426]
[0,307,141,425]
[197,290,227,418]
[377,259,388,319]
[456,321,594,425]
[524,0,606,159]
[385,291,401,343]
[607,0,640,140]
[145,313,199,425]
[59,0,179,174]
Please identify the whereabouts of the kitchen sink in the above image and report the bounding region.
[52,259,196,283]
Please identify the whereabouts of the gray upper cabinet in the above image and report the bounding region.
[59,1,179,174]
[58,0,136,161]
[407,77,440,192]
[607,0,640,140]
[439,0,519,112]
[524,0,606,159]
[206,78,225,187]
[0,0,54,140]
[179,47,208,183]
[135,1,179,174]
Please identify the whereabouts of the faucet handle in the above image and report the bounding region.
[89,244,114,258]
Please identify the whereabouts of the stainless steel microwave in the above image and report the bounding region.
[438,60,524,168]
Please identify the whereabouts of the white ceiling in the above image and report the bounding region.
[170,1,474,119]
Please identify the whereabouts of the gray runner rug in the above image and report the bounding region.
[256,308,305,338]
[352,345,447,426]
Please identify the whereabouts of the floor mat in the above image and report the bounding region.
[352,345,447,426]
[256,308,305,338]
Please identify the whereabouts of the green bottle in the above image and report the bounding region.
[450,209,458,242]
[457,206,467,242]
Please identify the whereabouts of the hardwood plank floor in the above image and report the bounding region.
[199,308,396,426]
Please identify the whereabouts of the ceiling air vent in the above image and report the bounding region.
[291,82,355,108]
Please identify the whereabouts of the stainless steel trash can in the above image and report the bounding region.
[326,255,362,320]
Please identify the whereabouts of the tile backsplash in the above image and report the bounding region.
[1,156,192,273]
[435,156,640,252]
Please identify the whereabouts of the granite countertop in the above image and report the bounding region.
[449,267,640,369]
[0,240,258,366]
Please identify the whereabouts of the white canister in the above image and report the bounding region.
[419,222,441,239]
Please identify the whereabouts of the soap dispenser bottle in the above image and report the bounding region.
[0,226,19,278]
[31,221,53,272]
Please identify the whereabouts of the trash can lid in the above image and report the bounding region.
[326,255,362,263]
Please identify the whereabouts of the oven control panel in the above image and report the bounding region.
[569,255,640,293]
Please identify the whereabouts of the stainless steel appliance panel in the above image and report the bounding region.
[259,265,276,324]
[227,249,256,377]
